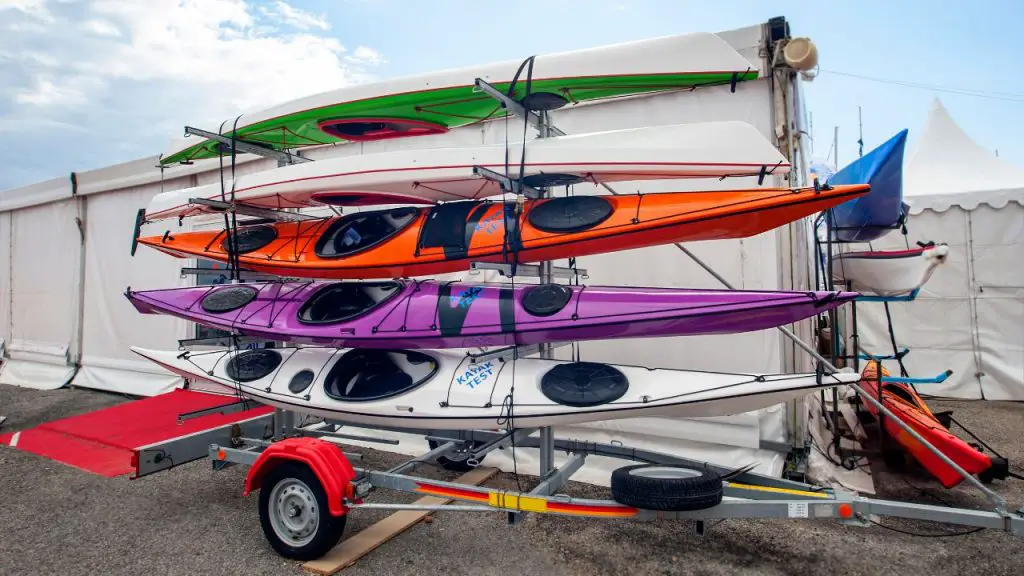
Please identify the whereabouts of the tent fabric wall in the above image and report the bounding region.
[0,176,71,212]
[0,211,10,354]
[970,204,1024,399]
[0,198,81,389]
[69,184,192,396]
[858,205,1024,400]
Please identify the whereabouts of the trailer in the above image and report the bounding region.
[120,386,1020,562]
[2,17,1019,564]
[121,77,1022,562]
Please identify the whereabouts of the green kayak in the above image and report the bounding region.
[161,32,757,165]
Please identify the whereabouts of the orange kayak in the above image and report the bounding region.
[138,184,868,279]
[859,361,991,488]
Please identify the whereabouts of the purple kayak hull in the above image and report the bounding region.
[126,280,856,349]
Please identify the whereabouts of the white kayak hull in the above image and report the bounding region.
[833,244,949,297]
[146,121,790,221]
[132,346,857,430]
[162,32,757,161]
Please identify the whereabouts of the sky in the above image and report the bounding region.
[1,0,1022,190]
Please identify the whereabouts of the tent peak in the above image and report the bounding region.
[904,99,1024,213]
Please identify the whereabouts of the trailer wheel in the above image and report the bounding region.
[610,464,723,511]
[258,462,347,561]
[428,439,485,472]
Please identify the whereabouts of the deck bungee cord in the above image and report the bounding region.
[496,55,541,492]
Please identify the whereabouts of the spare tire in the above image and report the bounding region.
[610,464,723,511]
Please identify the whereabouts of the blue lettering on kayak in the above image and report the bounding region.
[473,211,502,235]
[449,286,483,309]
[456,361,495,389]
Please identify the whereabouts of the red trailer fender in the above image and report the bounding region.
[241,437,356,516]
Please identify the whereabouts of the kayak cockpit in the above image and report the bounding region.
[323,349,438,401]
[297,282,404,324]
[315,207,419,258]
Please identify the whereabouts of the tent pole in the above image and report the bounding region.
[537,110,555,478]
[69,175,88,386]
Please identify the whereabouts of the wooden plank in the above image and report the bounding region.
[303,467,498,575]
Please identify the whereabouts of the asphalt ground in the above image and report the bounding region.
[0,384,1021,576]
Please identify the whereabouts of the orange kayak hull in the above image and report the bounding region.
[860,362,991,488]
[139,185,868,280]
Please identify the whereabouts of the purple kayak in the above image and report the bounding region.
[126,280,856,349]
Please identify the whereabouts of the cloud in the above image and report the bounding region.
[13,75,104,106]
[0,0,55,23]
[259,0,329,31]
[81,18,121,37]
[348,45,386,66]
[0,0,386,189]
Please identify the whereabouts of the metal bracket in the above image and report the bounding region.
[179,266,281,282]
[304,423,402,446]
[466,341,571,364]
[855,289,921,303]
[187,197,319,222]
[177,398,259,423]
[508,452,587,525]
[178,335,268,349]
[473,79,567,137]
[472,166,543,198]
[880,370,953,385]
[184,126,312,164]
[470,261,586,279]
[469,427,538,460]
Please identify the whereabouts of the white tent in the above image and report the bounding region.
[858,99,1024,400]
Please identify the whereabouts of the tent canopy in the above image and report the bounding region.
[905,98,1024,213]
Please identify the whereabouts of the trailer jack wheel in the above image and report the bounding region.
[610,464,723,511]
[428,439,485,472]
[258,462,347,561]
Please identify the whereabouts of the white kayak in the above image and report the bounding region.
[161,31,757,163]
[145,121,790,221]
[132,346,856,430]
[833,243,950,297]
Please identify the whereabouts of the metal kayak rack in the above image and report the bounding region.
[143,71,1024,562]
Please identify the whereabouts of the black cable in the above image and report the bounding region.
[228,115,243,281]
[899,474,957,507]
[216,120,237,281]
[882,301,910,378]
[867,519,985,538]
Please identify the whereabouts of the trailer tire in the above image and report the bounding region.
[610,464,723,511]
[428,439,485,472]
[258,462,347,561]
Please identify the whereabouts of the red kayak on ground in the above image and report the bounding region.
[860,361,991,488]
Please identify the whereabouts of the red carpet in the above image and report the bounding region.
[0,389,273,477]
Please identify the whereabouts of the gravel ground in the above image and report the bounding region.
[0,385,1021,576]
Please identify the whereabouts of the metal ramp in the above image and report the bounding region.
[0,389,273,478]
